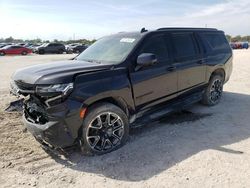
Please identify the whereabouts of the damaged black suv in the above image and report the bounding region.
[10,28,233,155]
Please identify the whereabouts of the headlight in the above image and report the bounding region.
[36,83,73,97]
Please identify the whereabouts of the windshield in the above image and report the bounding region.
[76,34,141,64]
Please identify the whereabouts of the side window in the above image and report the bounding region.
[201,33,229,51]
[48,44,54,47]
[171,33,197,59]
[140,35,169,63]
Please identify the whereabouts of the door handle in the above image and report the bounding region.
[166,66,176,72]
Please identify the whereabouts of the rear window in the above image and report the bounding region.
[200,33,230,52]
[171,33,197,58]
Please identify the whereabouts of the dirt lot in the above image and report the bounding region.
[0,51,250,187]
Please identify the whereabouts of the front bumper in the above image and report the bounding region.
[23,98,83,148]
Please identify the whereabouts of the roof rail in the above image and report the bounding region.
[157,27,218,31]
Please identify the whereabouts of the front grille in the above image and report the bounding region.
[24,99,49,125]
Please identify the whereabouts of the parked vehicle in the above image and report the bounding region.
[65,43,87,54]
[242,42,249,49]
[10,28,233,155]
[71,44,88,53]
[35,43,66,54]
[230,42,249,49]
[0,43,13,48]
[0,45,32,56]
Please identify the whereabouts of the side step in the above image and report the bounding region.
[131,91,203,127]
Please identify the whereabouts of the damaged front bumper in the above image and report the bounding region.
[23,97,83,148]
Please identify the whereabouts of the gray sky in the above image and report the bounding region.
[0,0,249,40]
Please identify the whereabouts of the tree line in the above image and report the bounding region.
[226,35,250,42]
[0,36,96,45]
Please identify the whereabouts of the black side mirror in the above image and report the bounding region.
[137,53,158,67]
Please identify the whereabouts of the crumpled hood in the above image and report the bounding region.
[12,60,112,85]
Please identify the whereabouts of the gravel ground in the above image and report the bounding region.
[0,51,250,187]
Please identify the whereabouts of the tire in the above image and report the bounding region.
[81,102,129,155]
[58,49,64,54]
[21,51,27,55]
[38,50,45,54]
[201,75,224,106]
[0,52,5,56]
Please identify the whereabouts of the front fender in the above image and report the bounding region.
[70,68,135,113]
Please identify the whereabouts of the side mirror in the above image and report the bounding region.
[137,53,158,67]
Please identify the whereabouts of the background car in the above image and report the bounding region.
[0,45,32,56]
[242,42,249,49]
[230,42,249,49]
[71,44,88,53]
[36,43,66,54]
[0,43,13,48]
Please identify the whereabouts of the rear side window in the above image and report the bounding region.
[171,33,197,58]
[200,33,230,52]
[140,35,169,63]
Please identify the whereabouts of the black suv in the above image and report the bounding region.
[10,28,233,155]
[36,43,66,54]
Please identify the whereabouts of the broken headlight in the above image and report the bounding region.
[36,83,74,97]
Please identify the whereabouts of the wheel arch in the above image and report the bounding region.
[210,68,226,82]
[84,96,131,118]
[77,96,131,146]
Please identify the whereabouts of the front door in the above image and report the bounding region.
[130,34,178,111]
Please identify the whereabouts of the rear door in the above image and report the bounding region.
[170,32,206,94]
[130,33,178,111]
[8,46,21,54]
[46,44,55,53]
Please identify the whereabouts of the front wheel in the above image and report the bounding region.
[81,103,129,155]
[201,75,224,106]
[0,51,5,56]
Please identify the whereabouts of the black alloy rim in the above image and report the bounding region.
[86,112,124,152]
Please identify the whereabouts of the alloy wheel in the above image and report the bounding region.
[86,112,124,152]
[210,79,223,104]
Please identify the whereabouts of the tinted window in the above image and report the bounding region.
[201,33,229,50]
[11,46,21,49]
[140,35,168,62]
[171,33,197,58]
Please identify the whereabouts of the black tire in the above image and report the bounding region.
[21,51,27,55]
[0,51,5,56]
[81,102,129,155]
[38,50,45,54]
[201,75,224,106]
[58,49,64,54]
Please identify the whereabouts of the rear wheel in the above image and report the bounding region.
[21,51,27,55]
[81,103,129,155]
[201,75,224,106]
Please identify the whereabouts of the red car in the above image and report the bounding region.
[0,45,32,56]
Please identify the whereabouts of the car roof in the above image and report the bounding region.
[111,27,222,37]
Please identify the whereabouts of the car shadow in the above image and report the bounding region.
[48,91,250,181]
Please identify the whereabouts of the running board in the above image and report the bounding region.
[131,91,203,127]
